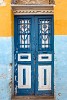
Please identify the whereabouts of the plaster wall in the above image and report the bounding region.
[0,37,14,100]
[54,36,67,100]
[0,36,67,100]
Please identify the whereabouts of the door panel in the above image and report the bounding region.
[14,16,35,95]
[14,15,54,96]
[38,54,52,61]
[18,53,31,61]
[35,16,54,95]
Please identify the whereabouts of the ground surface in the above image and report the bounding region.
[12,96,55,100]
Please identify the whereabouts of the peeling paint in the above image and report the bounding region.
[0,73,6,79]
[58,93,61,96]
[0,37,14,100]
[0,36,67,100]
[54,36,67,100]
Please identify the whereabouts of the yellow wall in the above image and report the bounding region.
[0,0,67,36]
[0,0,14,37]
[54,0,67,35]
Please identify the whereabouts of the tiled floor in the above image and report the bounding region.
[12,96,55,100]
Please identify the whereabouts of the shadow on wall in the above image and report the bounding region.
[11,9,14,36]
[11,8,14,97]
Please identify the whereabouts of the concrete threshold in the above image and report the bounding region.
[12,96,55,100]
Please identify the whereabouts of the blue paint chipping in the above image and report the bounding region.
[23,69,26,85]
[15,16,35,95]
[15,15,54,96]
[35,15,54,95]
[44,69,46,85]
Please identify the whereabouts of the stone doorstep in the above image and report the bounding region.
[12,96,55,100]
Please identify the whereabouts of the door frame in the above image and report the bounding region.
[14,15,54,96]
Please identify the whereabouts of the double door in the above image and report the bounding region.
[14,15,54,96]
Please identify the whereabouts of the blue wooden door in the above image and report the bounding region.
[14,15,54,96]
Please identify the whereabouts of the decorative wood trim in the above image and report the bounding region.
[13,10,54,15]
[12,0,49,5]
[11,4,54,15]
[11,0,55,15]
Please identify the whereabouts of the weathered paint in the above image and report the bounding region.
[14,15,54,96]
[0,0,67,100]
[0,36,67,100]
[54,36,67,100]
[0,37,14,100]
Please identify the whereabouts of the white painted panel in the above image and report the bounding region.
[38,54,52,61]
[38,65,51,90]
[18,65,31,88]
[18,53,31,61]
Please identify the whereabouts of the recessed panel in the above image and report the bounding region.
[38,65,51,90]
[38,54,52,61]
[18,53,31,61]
[18,65,31,88]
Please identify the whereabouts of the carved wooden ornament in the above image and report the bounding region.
[14,0,49,4]
[11,0,55,15]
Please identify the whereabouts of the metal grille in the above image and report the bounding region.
[38,19,51,50]
[18,19,31,49]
